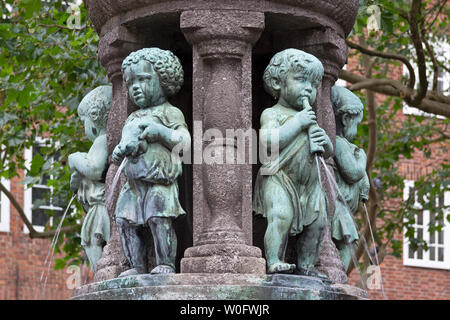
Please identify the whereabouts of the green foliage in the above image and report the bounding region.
[351,0,449,259]
[0,0,108,269]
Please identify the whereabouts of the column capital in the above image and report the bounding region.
[98,25,145,82]
[180,10,264,58]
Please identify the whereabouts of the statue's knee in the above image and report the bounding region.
[148,217,171,227]
[273,207,293,224]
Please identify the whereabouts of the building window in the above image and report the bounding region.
[0,176,10,233]
[403,180,450,270]
[23,140,63,233]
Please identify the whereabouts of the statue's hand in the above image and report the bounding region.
[112,144,125,165]
[295,106,317,130]
[309,126,328,146]
[139,123,162,143]
[120,139,148,158]
[70,171,82,194]
[309,126,333,157]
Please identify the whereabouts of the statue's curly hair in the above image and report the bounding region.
[263,49,324,99]
[78,85,112,130]
[122,48,184,98]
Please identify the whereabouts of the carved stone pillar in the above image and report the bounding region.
[180,10,266,275]
[93,26,144,281]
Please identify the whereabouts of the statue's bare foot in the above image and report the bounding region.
[267,262,296,274]
[118,268,144,278]
[150,265,175,274]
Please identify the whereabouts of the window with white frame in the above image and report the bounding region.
[0,176,10,233]
[402,39,449,118]
[23,139,63,233]
[403,180,450,270]
[0,146,10,232]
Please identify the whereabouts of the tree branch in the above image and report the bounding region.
[409,0,429,106]
[346,40,416,89]
[37,23,88,31]
[420,25,441,91]
[348,78,405,93]
[339,70,450,117]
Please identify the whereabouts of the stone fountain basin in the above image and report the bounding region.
[71,273,368,300]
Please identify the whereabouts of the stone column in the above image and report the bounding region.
[180,10,266,275]
[275,28,349,283]
[94,26,144,281]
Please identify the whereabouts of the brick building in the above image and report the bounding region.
[348,119,450,300]
[0,168,93,300]
[345,47,450,299]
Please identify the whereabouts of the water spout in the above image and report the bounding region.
[106,157,128,206]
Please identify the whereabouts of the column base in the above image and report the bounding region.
[180,244,266,275]
[71,273,368,300]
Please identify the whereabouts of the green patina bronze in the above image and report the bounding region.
[253,49,333,278]
[112,48,191,277]
[331,86,370,271]
[68,85,112,272]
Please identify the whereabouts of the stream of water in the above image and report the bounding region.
[39,194,76,298]
[106,157,128,206]
[363,202,387,299]
[316,155,387,296]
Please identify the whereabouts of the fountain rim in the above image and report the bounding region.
[84,0,358,39]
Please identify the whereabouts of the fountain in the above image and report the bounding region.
[71,0,369,300]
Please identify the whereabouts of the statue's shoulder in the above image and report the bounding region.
[335,135,353,151]
[261,105,293,127]
[154,103,186,124]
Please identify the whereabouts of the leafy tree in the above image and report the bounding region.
[0,0,107,268]
[343,0,449,277]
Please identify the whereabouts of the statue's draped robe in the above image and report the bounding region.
[332,135,369,244]
[77,173,110,269]
[115,104,187,225]
[253,107,327,236]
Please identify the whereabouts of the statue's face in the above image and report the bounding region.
[341,111,362,142]
[124,60,166,108]
[279,69,317,109]
[80,114,97,142]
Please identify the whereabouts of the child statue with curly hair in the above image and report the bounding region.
[68,85,112,272]
[253,49,333,278]
[112,48,191,277]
